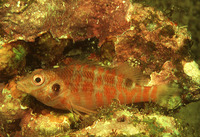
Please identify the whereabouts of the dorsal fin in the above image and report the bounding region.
[115,63,149,85]
[62,57,101,66]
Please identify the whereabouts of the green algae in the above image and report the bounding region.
[12,45,26,61]
[143,117,164,136]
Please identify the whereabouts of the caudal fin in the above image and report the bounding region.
[156,83,182,109]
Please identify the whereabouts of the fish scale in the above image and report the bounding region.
[16,62,174,114]
[55,64,156,110]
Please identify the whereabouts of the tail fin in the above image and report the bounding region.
[156,83,182,109]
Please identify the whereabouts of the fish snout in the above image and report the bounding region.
[16,80,27,93]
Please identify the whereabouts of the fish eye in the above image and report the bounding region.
[52,83,60,92]
[32,74,45,86]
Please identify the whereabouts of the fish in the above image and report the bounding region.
[16,62,178,114]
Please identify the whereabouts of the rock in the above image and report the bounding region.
[28,32,72,67]
[19,111,73,137]
[73,109,180,136]
[183,61,200,85]
[0,0,131,45]
[115,3,192,73]
[0,41,27,81]
[0,80,28,136]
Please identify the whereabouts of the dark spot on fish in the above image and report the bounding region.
[52,83,60,92]
[125,78,133,88]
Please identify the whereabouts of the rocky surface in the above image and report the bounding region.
[131,0,200,65]
[0,0,130,45]
[73,109,180,136]
[0,41,27,82]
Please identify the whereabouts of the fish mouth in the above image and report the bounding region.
[16,81,28,93]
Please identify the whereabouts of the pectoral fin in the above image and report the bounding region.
[71,102,97,114]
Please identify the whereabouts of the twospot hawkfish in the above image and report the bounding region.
[16,62,178,113]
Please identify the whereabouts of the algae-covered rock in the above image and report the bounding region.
[100,39,116,65]
[0,41,27,81]
[0,0,131,45]
[131,0,200,65]
[0,80,28,136]
[183,61,200,85]
[19,112,73,137]
[115,3,192,73]
[73,109,180,136]
[28,31,71,67]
